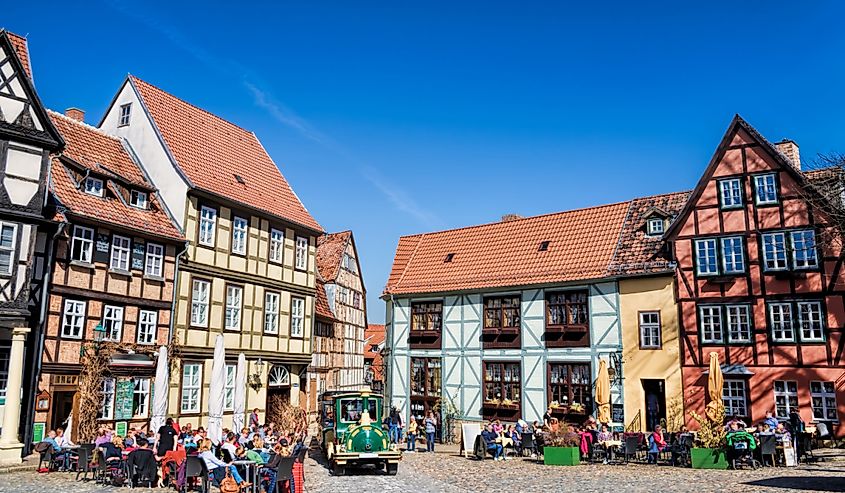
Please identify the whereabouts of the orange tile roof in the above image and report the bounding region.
[129,76,322,232]
[365,324,385,381]
[316,231,352,282]
[315,280,336,321]
[49,111,184,241]
[3,31,31,79]
[384,201,631,295]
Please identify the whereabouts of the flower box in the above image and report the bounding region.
[691,448,728,469]
[543,446,580,466]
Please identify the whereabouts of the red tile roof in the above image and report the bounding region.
[3,31,31,79]
[129,76,322,232]
[384,201,631,295]
[49,111,184,241]
[315,280,336,321]
[316,231,352,282]
[365,324,385,381]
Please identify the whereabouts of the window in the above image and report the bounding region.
[719,178,743,208]
[797,301,824,341]
[264,291,280,334]
[199,206,217,246]
[190,279,210,327]
[224,364,236,411]
[762,233,788,271]
[699,305,723,343]
[722,380,748,417]
[129,190,148,209]
[137,310,157,345]
[119,103,132,126]
[225,285,243,330]
[483,296,521,330]
[181,363,202,413]
[353,292,361,309]
[774,380,798,419]
[290,297,304,337]
[231,216,247,255]
[110,235,131,271]
[410,358,441,398]
[769,302,794,342]
[721,236,745,274]
[754,174,779,205]
[791,230,818,269]
[0,222,16,275]
[315,321,334,337]
[133,378,150,417]
[411,302,443,333]
[295,236,308,270]
[726,305,752,343]
[548,363,592,413]
[84,176,104,197]
[102,305,124,341]
[810,381,838,421]
[639,311,661,348]
[483,362,521,408]
[61,299,86,339]
[646,218,664,236]
[546,291,589,329]
[99,378,115,420]
[342,253,358,273]
[269,228,284,263]
[695,239,718,275]
[70,225,94,263]
[145,242,164,277]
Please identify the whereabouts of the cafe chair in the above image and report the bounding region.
[623,436,641,464]
[520,433,536,457]
[183,456,209,493]
[73,447,94,481]
[274,457,296,492]
[759,434,777,467]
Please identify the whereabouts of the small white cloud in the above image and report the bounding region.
[360,165,440,227]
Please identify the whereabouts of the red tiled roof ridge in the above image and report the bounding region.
[48,109,125,143]
[1,30,32,79]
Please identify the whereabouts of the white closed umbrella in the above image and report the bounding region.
[207,334,226,444]
[232,353,247,432]
[150,346,169,433]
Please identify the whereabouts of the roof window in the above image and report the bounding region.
[538,241,550,251]
[444,253,455,263]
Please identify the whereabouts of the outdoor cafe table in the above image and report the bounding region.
[233,459,260,493]
[599,440,622,463]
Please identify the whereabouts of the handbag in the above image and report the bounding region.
[219,467,240,493]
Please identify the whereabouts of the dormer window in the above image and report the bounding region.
[84,176,104,197]
[444,253,455,263]
[646,218,664,236]
[538,241,550,252]
[130,190,148,209]
[119,103,131,127]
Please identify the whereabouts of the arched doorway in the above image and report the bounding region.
[265,365,291,425]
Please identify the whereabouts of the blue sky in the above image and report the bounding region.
[5,1,844,323]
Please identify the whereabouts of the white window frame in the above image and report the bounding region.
[137,309,157,345]
[769,302,795,342]
[232,216,248,255]
[129,190,148,209]
[224,364,236,411]
[70,225,94,264]
[291,297,305,338]
[762,232,788,271]
[133,377,150,418]
[797,301,824,342]
[61,299,86,339]
[100,377,116,420]
[110,235,131,271]
[810,381,838,422]
[723,379,748,417]
[269,228,284,263]
[295,236,308,270]
[754,173,779,205]
[646,218,664,236]
[84,176,104,197]
[199,206,217,246]
[695,238,719,276]
[699,305,724,343]
[791,230,818,270]
[719,178,743,209]
[638,311,661,348]
[181,363,202,413]
[726,305,752,343]
[720,236,745,274]
[774,380,798,419]
[119,103,132,126]
[0,222,17,275]
[225,285,243,330]
[191,279,210,327]
[264,291,280,334]
[102,305,124,341]
[145,242,164,277]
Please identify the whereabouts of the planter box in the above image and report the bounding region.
[544,446,580,466]
[691,448,728,469]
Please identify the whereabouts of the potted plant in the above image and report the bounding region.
[689,406,728,469]
[543,426,581,466]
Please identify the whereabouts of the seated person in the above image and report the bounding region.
[481,424,504,461]
[126,438,158,486]
[505,424,521,450]
[647,425,666,464]
[597,424,613,443]
[197,439,250,489]
[100,435,125,463]
[775,423,791,443]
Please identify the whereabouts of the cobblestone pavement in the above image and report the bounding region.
[1,448,844,492]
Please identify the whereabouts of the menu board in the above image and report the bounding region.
[131,241,145,270]
[32,422,46,443]
[115,421,128,437]
[612,404,624,424]
[115,379,135,420]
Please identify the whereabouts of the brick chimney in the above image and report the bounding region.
[65,107,85,122]
[776,139,800,170]
[501,214,523,222]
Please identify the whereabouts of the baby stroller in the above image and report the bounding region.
[726,431,759,470]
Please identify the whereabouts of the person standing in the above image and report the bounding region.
[388,407,402,444]
[155,417,178,458]
[406,418,418,452]
[250,408,260,431]
[424,411,437,453]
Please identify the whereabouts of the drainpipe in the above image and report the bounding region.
[168,241,190,345]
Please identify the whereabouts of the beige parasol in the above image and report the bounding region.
[596,359,611,424]
[705,352,724,421]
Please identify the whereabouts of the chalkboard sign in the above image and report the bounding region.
[115,379,135,420]
[131,241,145,270]
[115,421,128,437]
[612,404,624,424]
[94,234,110,264]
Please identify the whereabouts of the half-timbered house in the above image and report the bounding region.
[0,30,64,463]
[665,115,845,434]
[99,76,323,426]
